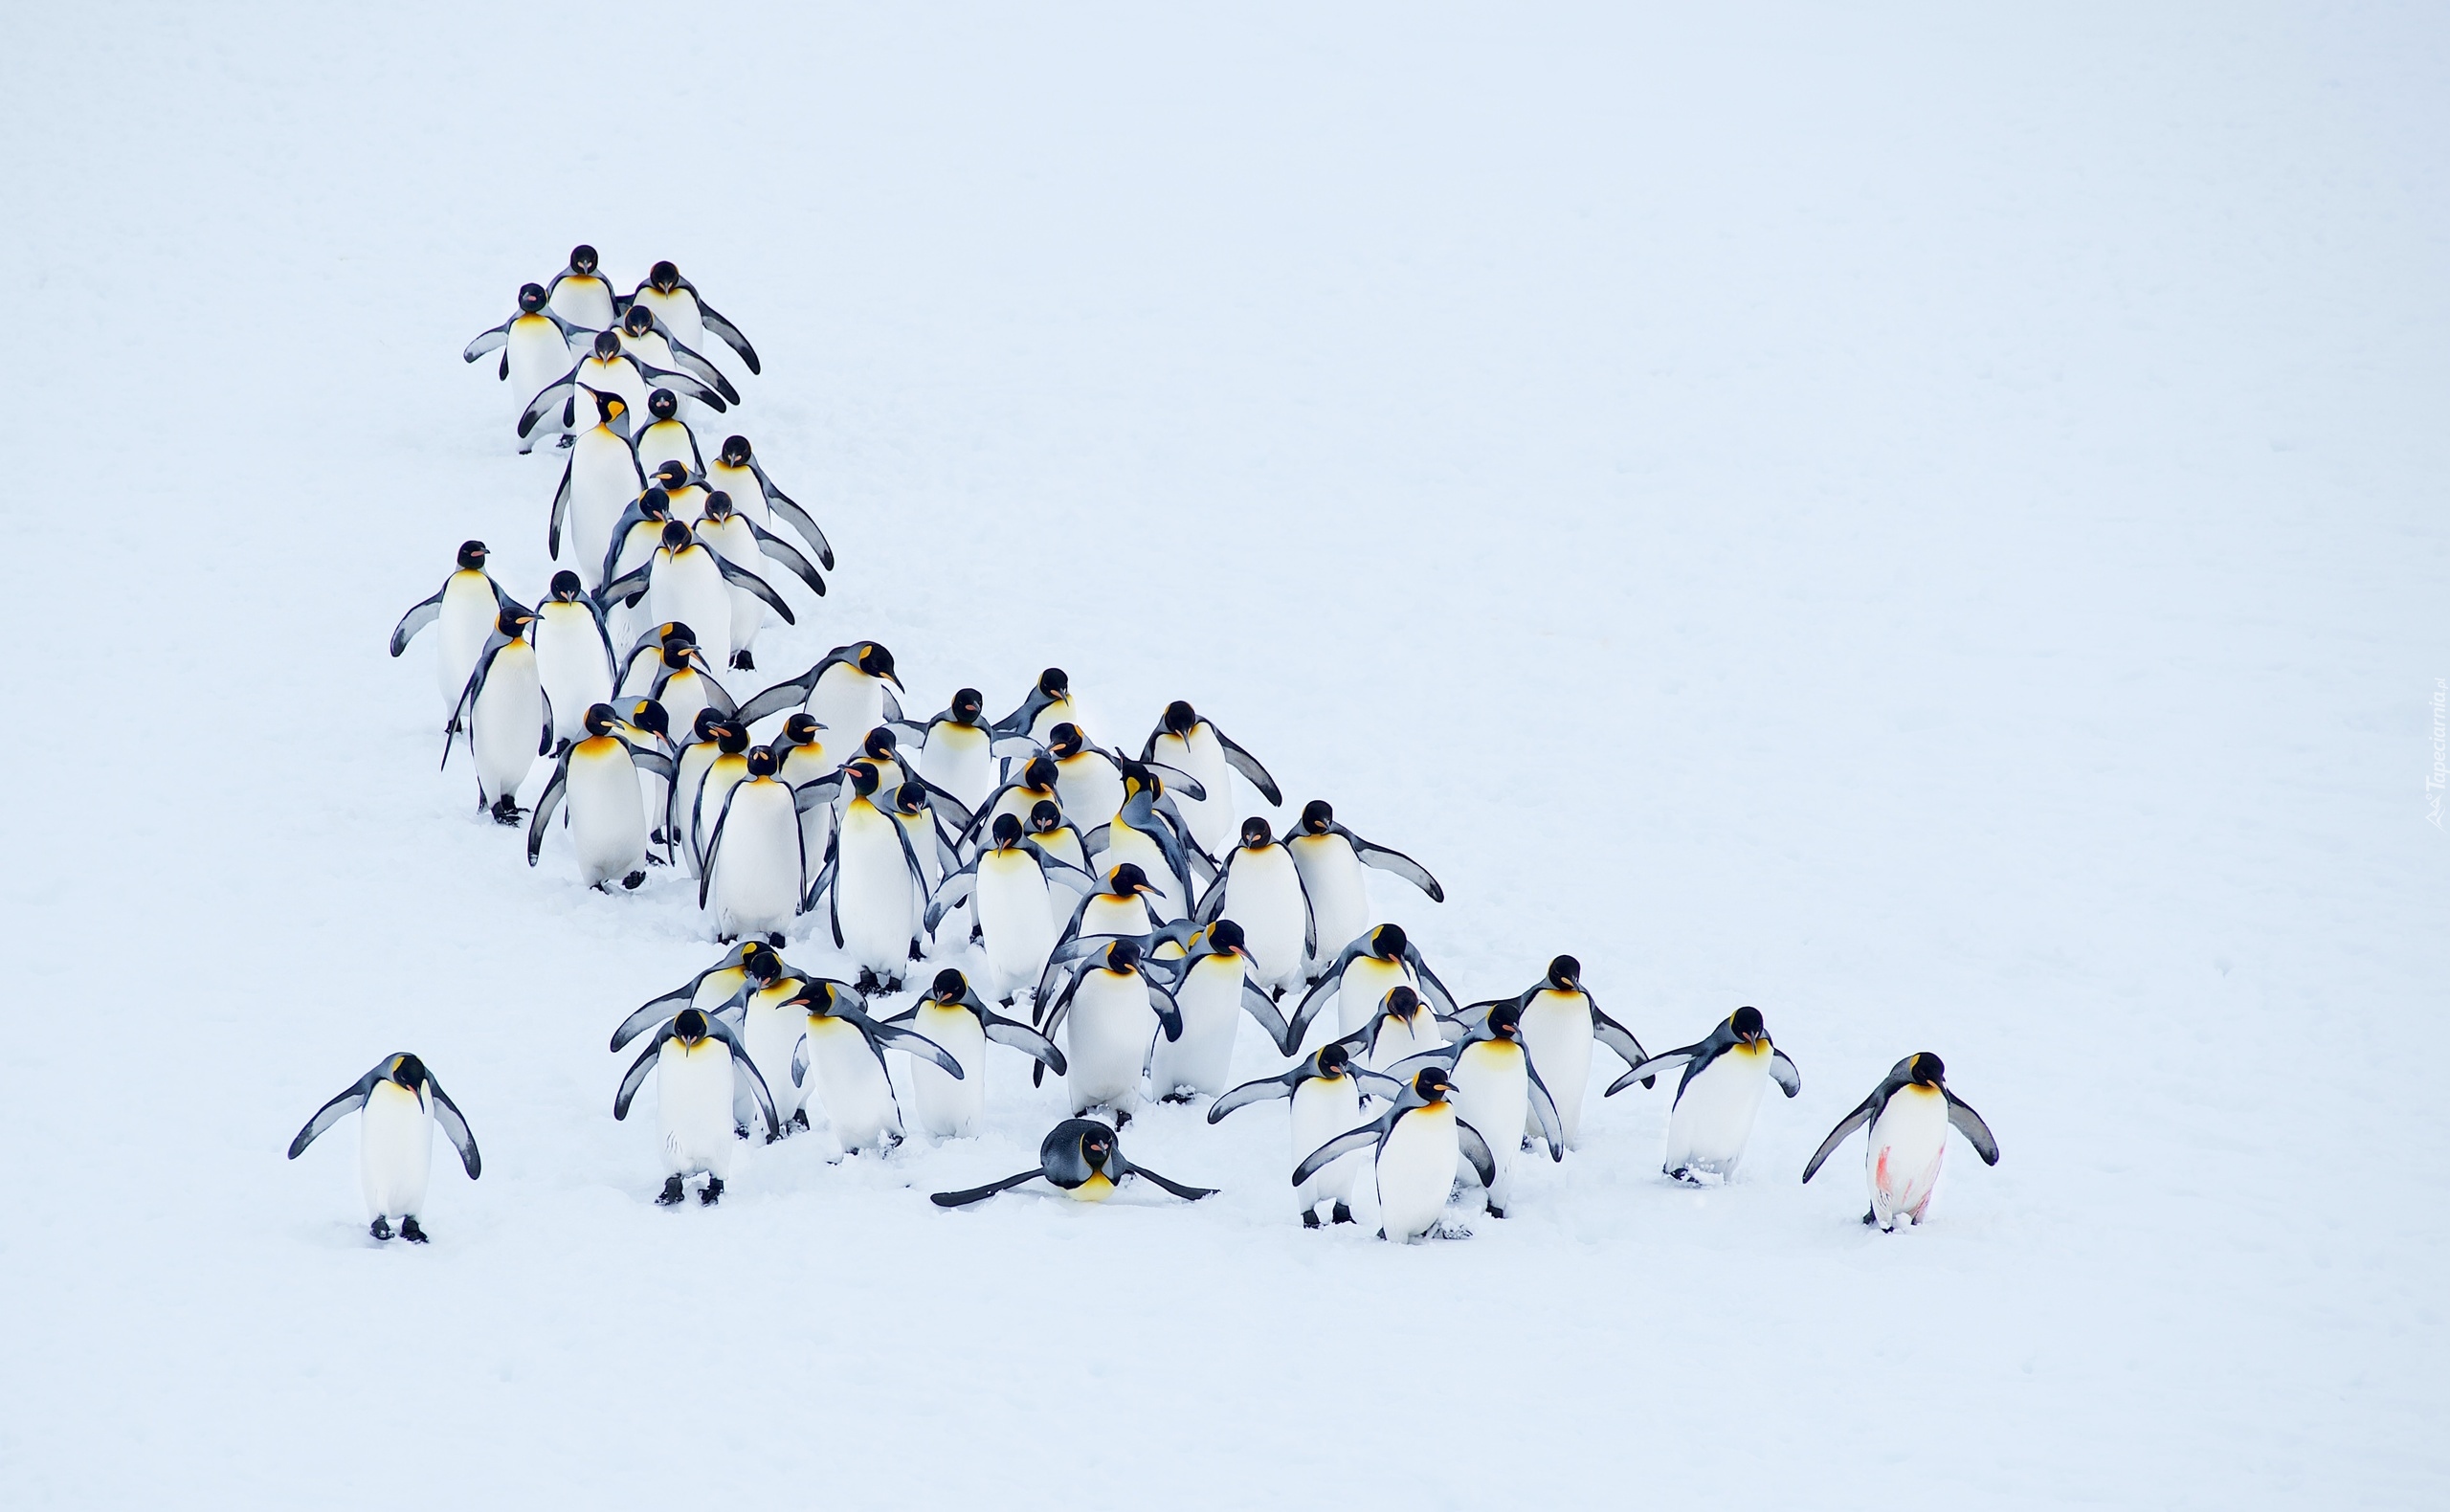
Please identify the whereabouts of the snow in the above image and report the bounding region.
[8,4,2447,1507]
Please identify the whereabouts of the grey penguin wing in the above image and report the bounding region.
[1116,1157,1215,1202]
[1292,1116,1393,1189]
[977,1011,1066,1076]
[525,751,572,865]
[286,1065,383,1158]
[1605,1045,1698,1098]
[696,300,760,373]
[389,584,446,656]
[613,1028,678,1119]
[930,1170,1043,1209]
[869,1020,966,1079]
[1769,1047,1803,1097]
[1208,723,1281,805]
[1455,1118,1498,1187]
[1335,824,1444,902]
[1945,1089,2001,1165]
[1801,1091,1884,1183]
[1207,1070,1301,1123]
[425,1074,482,1178]
[712,553,797,623]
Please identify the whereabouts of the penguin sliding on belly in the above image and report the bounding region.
[443,607,551,826]
[527,701,676,890]
[883,967,1066,1140]
[930,1119,1214,1208]
[1607,1006,1802,1184]
[390,540,521,732]
[1802,1053,1999,1229]
[287,1053,480,1242]
[1209,1042,1401,1227]
[613,1008,778,1206]
[1293,1068,1496,1243]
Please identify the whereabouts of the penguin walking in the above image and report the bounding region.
[898,689,1001,812]
[601,520,793,674]
[520,328,724,448]
[738,642,904,744]
[1037,939,1184,1122]
[286,1053,480,1242]
[1146,920,1298,1101]
[548,389,644,575]
[1140,700,1281,858]
[969,756,1067,849]
[629,388,703,478]
[931,1119,1214,1208]
[682,719,754,876]
[546,244,617,330]
[390,541,522,731]
[771,713,837,871]
[883,968,1066,1140]
[666,709,739,870]
[613,302,741,407]
[464,283,590,430]
[613,1008,778,1205]
[1339,985,1448,1074]
[1607,1007,1802,1183]
[617,696,676,856]
[607,939,780,1053]
[1459,955,1648,1150]
[779,980,964,1156]
[689,946,824,1136]
[639,631,734,747]
[1209,1042,1401,1226]
[1038,723,1132,833]
[1293,1068,1496,1243]
[704,434,832,569]
[444,607,550,826]
[1194,817,1314,996]
[527,702,675,890]
[1283,800,1445,981]
[991,667,1080,746]
[1380,1004,1567,1218]
[1022,799,1096,879]
[702,746,838,944]
[1802,1054,1999,1229]
[695,490,824,670]
[534,571,617,743]
[622,260,761,375]
[1286,923,1459,1047]
[803,761,930,992]
[1034,863,1169,1003]
[926,814,1091,1002]
[1082,763,1211,923]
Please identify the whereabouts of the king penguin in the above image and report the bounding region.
[1139,700,1281,858]
[549,387,644,579]
[390,541,520,731]
[1802,1053,1999,1229]
[534,571,616,744]
[882,967,1066,1140]
[1146,919,1298,1101]
[738,642,904,745]
[443,606,550,825]
[1036,938,1183,1123]
[527,701,674,890]
[704,434,832,569]
[1458,955,1649,1150]
[630,388,703,478]
[779,980,964,1156]
[1292,1068,1495,1243]
[613,1007,777,1205]
[1193,817,1314,997]
[1283,799,1444,981]
[930,1119,1214,1207]
[1607,1006,1802,1184]
[624,259,762,374]
[463,283,588,428]
[287,1053,480,1242]
[1210,1042,1401,1226]
[546,243,617,330]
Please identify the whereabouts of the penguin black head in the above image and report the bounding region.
[1413,1068,1455,1102]
[592,328,621,360]
[1299,800,1334,834]
[1383,986,1421,1019]
[1162,700,1197,737]
[893,784,928,816]
[863,726,897,760]
[658,520,691,552]
[692,707,728,742]
[655,459,690,490]
[631,699,670,737]
[517,282,548,313]
[1547,955,1580,990]
[386,1054,430,1090]
[457,540,489,570]
[930,967,969,1002]
[1027,800,1062,834]
[856,643,901,686]
[1207,918,1247,953]
[743,943,782,984]
[659,638,696,671]
[570,244,599,274]
[991,812,1024,849]
[1047,723,1085,758]
[1077,1123,1115,1171]
[1118,760,1157,798]
[1909,1053,1946,1086]
[622,304,656,337]
[783,713,821,746]
[583,702,619,738]
[1107,862,1158,899]
[1315,1042,1351,1078]
[1104,938,1142,973]
[715,722,750,755]
[1022,756,1058,791]
[720,434,753,466]
[1038,668,1069,698]
[846,762,882,797]
[1731,1006,1767,1043]
[1240,817,1273,849]
[658,622,697,647]
[495,608,534,637]
[1487,1003,1526,1040]
[639,487,672,522]
[674,1008,710,1044]
[647,388,679,421]
[702,490,734,521]
[746,745,778,777]
[951,688,983,723]
[592,389,627,426]
[550,569,585,601]
[1369,923,1408,960]
[651,259,681,291]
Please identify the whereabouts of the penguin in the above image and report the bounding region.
[1292,1068,1496,1243]
[1458,955,1649,1149]
[778,979,964,1156]
[1802,1053,1999,1230]
[640,456,716,525]
[704,434,832,568]
[612,1007,778,1204]
[622,259,761,373]
[802,760,930,992]
[1338,985,1448,1074]
[702,745,840,944]
[666,709,739,870]
[1193,817,1315,996]
[618,695,677,853]
[842,725,937,825]
[883,967,1066,1140]
[1036,938,1184,1122]
[991,667,1080,745]
[520,328,724,448]
[1283,800,1445,981]
[1139,700,1281,857]
[595,483,673,607]
[390,540,521,730]
[738,642,905,742]
[969,755,1068,848]
[888,781,968,920]
[637,630,734,746]
[526,701,675,889]
[771,713,837,870]
[1035,862,1170,1004]
[1209,1042,1402,1226]
[1040,723,1130,833]
[601,520,793,674]
[927,814,1093,1002]
[630,388,703,478]
[534,571,617,743]
[1022,798,1096,879]
[548,387,644,574]
[1080,762,1211,922]
[682,718,755,876]
[463,282,588,424]
[443,607,550,825]
[717,948,837,1136]
[286,1053,480,1242]
[545,243,617,330]
[931,1118,1214,1208]
[695,489,824,670]
[1378,1003,1567,1218]
[1606,1006,1802,1184]
[1146,919,1299,1101]
[607,939,780,1052]
[1286,923,1459,1047]
[897,688,1005,812]
[613,301,741,407]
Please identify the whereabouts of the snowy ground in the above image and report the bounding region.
[8,4,2447,1507]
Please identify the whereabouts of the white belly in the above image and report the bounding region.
[506,317,570,413]
[741,990,808,1120]
[1866,1086,1951,1228]
[435,572,497,714]
[637,285,705,349]
[1153,727,1235,856]
[655,1041,737,1177]
[358,1081,433,1219]
[707,459,768,528]
[1097,826,1181,921]
[1289,837,1368,975]
[1062,972,1155,1114]
[920,724,994,812]
[708,781,802,940]
[1334,955,1417,1039]
[535,611,612,741]
[806,667,884,746]
[652,549,735,667]
[1664,1047,1771,1180]
[975,853,1057,998]
[634,418,696,478]
[1222,851,1306,989]
[908,1003,986,1138]
[471,645,543,801]
[1519,992,1594,1147]
[1290,1075,1365,1212]
[834,803,915,973]
[692,759,749,868]
[701,519,768,653]
[1365,1010,1444,1073]
[806,1016,900,1153]
[658,675,715,752]
[1147,954,1245,1097]
[550,275,614,330]
[1451,1040,1529,1210]
[1079,893,1152,944]
[568,429,637,581]
[567,743,647,884]
[1376,1104,1459,1242]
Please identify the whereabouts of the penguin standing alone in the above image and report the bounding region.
[287,1053,481,1242]
[1801,1053,1998,1229]
[1608,1006,1802,1184]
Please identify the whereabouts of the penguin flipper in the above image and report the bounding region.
[697,300,761,373]
[526,755,571,866]
[1379,1046,1462,1087]
[1206,1071,1297,1123]
[980,1015,1067,1076]
[1292,1119,1392,1188]
[1281,968,1336,1049]
[751,463,832,567]
[549,456,574,559]
[611,990,687,1052]
[1769,1048,1803,1098]
[1040,851,1098,899]
[389,585,445,656]
[744,519,825,597]
[924,865,977,934]
[1606,1047,1697,1098]
[518,371,580,438]
[285,1067,381,1158]
[930,1170,1042,1209]
[792,774,847,812]
[1945,1089,2001,1165]
[731,1054,781,1139]
[713,554,798,623]
[1524,1062,1567,1159]
[1240,977,1297,1056]
[636,360,726,413]
[1403,944,1459,1017]
[736,663,827,727]
[462,320,511,361]
[1118,1160,1215,1202]
[1455,1118,1498,1188]
[598,560,653,611]
[1192,863,1229,925]
[613,1030,675,1119]
[872,1021,966,1080]
[1801,1093,1882,1183]
[425,1074,482,1178]
[697,790,739,910]
[1142,762,1207,802]
[627,745,677,781]
[1338,826,1444,903]
[1209,725,1282,806]
[662,336,741,404]
[791,1035,808,1088]
[1146,978,1186,1043]
[1590,1008,1650,1073]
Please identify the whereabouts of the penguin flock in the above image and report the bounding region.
[289,245,2003,1245]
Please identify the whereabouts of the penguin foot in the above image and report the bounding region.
[767,933,787,947]
[1302,1211,1322,1229]
[652,827,669,845]
[793,1107,812,1130]
[399,1216,430,1243]
[730,650,755,670]
[489,796,523,826]
[368,1216,393,1241]
[622,870,646,890]
[856,968,881,993]
[443,716,462,736]
[969,923,983,943]
[656,1175,688,1206]
[646,852,669,866]
[998,995,1015,1009]
[1666,1167,1702,1187]
[1159,1090,1195,1105]
[556,434,574,449]
[734,1125,751,1140]
[1113,1107,1133,1128]
[701,1177,724,1207]
[908,943,925,962]
[884,975,904,994]
[1330,1202,1355,1225]
[1485,1205,1508,1220]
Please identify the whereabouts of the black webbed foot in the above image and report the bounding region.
[1331,1202,1354,1225]
[856,968,881,993]
[400,1216,429,1243]
[1302,1210,1322,1229]
[657,1175,687,1206]
[701,1177,724,1206]
[730,650,755,670]
[489,796,523,826]
[793,1108,812,1130]
[622,870,646,890]
[369,1216,393,1241]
